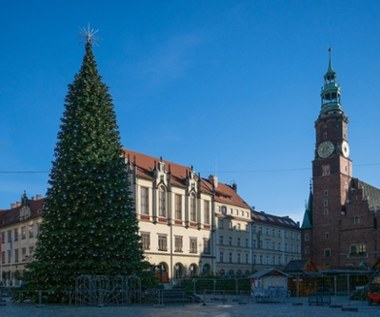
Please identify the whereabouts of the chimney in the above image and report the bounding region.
[232,182,237,192]
[36,194,42,200]
[209,175,218,188]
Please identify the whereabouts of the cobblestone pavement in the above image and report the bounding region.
[1,296,379,317]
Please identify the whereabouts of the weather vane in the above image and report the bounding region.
[80,24,99,44]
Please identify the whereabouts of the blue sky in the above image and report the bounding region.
[1,1,380,223]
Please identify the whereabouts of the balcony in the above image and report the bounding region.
[348,252,368,258]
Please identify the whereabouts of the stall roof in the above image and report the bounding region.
[249,268,289,279]
[283,259,319,274]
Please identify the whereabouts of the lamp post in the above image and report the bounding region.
[155,264,163,284]
[372,206,379,260]
[161,263,166,283]
[192,278,197,294]
[190,264,195,277]
[175,264,180,286]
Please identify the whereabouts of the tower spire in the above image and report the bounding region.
[327,47,334,75]
[320,48,342,115]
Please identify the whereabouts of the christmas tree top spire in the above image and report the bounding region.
[80,24,99,44]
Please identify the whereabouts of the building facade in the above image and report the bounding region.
[302,50,380,269]
[251,211,301,271]
[0,193,43,284]
[0,150,302,284]
[124,149,253,281]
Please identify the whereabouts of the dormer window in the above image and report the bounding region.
[158,159,165,172]
[19,206,31,220]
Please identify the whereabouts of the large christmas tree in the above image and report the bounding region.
[25,32,144,294]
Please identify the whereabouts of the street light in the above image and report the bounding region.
[192,278,197,294]
[154,264,164,283]
[175,264,181,286]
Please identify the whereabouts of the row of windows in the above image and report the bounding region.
[1,246,34,264]
[321,163,349,176]
[252,226,300,240]
[219,205,250,218]
[218,235,249,248]
[320,208,362,222]
[350,243,367,254]
[253,240,300,253]
[219,219,249,231]
[140,187,211,224]
[218,251,249,264]
[304,244,367,257]
[304,225,364,243]
[141,233,211,254]
[253,254,296,266]
[1,224,40,243]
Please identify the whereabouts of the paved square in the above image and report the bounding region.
[1,296,378,317]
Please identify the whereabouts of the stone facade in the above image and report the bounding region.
[0,150,257,284]
[124,149,253,280]
[0,194,43,284]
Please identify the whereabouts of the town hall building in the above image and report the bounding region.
[302,50,380,270]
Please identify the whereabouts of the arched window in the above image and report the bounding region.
[174,263,185,279]
[189,263,198,277]
[158,186,166,217]
[202,264,211,275]
[155,262,169,283]
[190,193,196,222]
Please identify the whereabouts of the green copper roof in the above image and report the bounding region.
[320,48,342,115]
[325,48,336,80]
[301,188,313,229]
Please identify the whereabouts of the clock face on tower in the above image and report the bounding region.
[341,140,350,158]
[318,141,334,158]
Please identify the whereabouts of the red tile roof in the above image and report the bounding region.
[1,149,252,228]
[123,149,251,209]
[0,198,44,228]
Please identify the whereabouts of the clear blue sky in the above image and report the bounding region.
[1,1,380,223]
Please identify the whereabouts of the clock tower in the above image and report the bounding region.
[311,49,353,268]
